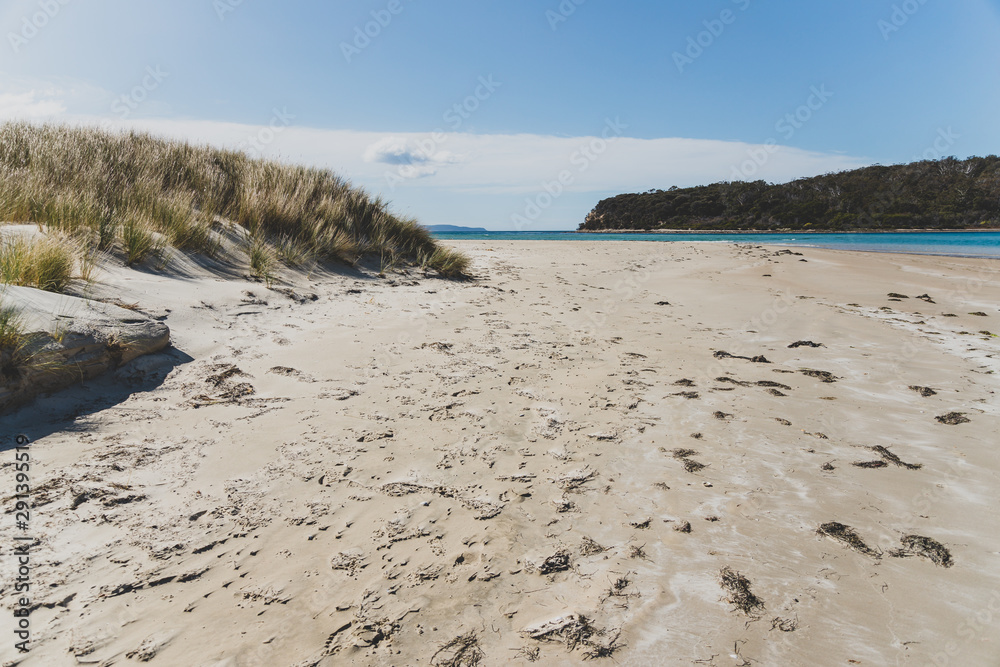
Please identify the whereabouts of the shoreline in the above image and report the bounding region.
[574,227,1000,234]
[430,230,1000,260]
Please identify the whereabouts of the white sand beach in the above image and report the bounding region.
[3,240,999,666]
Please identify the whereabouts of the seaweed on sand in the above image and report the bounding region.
[909,385,937,397]
[581,631,625,660]
[719,567,765,616]
[580,537,607,556]
[890,535,954,568]
[524,615,597,651]
[817,522,880,558]
[538,551,571,575]
[513,646,542,662]
[716,376,750,386]
[627,544,650,561]
[871,445,922,470]
[936,412,970,425]
[853,445,922,470]
[604,573,641,603]
[683,460,707,473]
[757,380,792,390]
[672,447,708,473]
[800,369,839,383]
[852,460,888,469]
[431,632,485,667]
[788,340,824,348]
[713,351,770,363]
[557,468,598,492]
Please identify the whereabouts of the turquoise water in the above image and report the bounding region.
[430,231,1000,259]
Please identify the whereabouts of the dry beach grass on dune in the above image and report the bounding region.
[2,240,999,665]
[0,123,470,282]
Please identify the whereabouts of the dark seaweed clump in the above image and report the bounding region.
[800,369,839,383]
[936,412,970,425]
[818,522,880,558]
[720,567,765,616]
[890,535,954,568]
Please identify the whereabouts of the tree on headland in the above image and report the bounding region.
[579,157,1000,232]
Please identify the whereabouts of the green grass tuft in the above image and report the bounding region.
[424,247,472,278]
[0,302,25,350]
[0,234,75,292]
[120,216,161,266]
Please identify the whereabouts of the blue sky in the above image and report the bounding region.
[1,0,999,229]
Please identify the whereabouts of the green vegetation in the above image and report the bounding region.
[0,234,76,292]
[0,301,24,351]
[0,300,57,382]
[0,122,470,289]
[579,156,1000,231]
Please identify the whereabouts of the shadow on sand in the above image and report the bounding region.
[0,346,194,451]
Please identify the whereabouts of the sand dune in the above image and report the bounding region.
[2,241,999,666]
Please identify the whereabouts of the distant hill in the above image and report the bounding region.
[579,156,1000,232]
[426,225,489,233]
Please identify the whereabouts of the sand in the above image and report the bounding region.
[2,240,999,666]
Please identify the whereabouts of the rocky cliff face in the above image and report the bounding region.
[1,285,170,414]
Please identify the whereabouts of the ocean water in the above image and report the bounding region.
[430,231,1000,259]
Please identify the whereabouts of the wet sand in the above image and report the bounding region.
[2,240,999,666]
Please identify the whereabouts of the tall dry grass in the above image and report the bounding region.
[0,122,470,286]
[0,234,76,292]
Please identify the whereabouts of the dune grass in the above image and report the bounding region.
[0,301,24,351]
[0,122,470,289]
[0,234,76,292]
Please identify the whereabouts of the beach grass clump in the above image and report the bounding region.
[119,216,162,266]
[0,302,28,380]
[0,302,25,351]
[422,246,472,278]
[0,234,75,292]
[245,229,277,286]
[0,122,470,281]
[0,301,63,382]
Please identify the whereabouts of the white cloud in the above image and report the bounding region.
[0,90,65,119]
